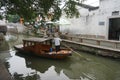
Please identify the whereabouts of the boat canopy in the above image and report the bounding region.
[23,37,51,43]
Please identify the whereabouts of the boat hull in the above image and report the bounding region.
[14,45,72,59]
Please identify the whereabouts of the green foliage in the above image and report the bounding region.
[0,15,3,20]
[4,0,36,21]
[6,14,20,23]
[64,0,80,18]
[0,0,4,7]
[1,0,85,21]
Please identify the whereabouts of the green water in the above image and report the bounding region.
[0,34,120,80]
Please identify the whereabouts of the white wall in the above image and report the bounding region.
[0,20,6,26]
[60,0,120,39]
[99,0,120,39]
[7,23,25,33]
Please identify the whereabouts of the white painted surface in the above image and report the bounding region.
[7,23,25,33]
[60,0,120,39]
[0,20,6,26]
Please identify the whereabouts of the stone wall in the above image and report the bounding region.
[62,40,120,59]
[61,34,105,39]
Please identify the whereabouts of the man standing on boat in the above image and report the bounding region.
[53,35,62,52]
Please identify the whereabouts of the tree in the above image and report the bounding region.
[1,0,86,21]
[6,14,20,23]
[0,15,3,20]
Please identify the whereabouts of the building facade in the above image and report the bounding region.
[60,0,120,40]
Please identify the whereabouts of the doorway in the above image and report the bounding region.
[108,18,120,40]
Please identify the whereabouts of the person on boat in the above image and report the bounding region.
[53,35,62,52]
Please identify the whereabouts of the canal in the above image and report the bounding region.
[0,34,120,80]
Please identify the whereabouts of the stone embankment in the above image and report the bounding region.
[0,60,13,80]
[61,34,120,59]
[0,33,13,80]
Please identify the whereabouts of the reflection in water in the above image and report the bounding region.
[7,51,35,77]
[7,51,70,80]
[4,34,120,80]
[39,66,69,80]
[7,50,120,80]
[15,52,71,80]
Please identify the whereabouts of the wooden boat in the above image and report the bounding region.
[14,37,72,59]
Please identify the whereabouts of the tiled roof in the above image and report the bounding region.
[76,3,99,11]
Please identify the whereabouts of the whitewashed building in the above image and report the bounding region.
[60,0,120,40]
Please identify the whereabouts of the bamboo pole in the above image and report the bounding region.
[61,42,88,60]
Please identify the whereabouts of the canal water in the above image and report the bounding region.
[0,34,120,80]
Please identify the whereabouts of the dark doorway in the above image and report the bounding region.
[109,18,120,40]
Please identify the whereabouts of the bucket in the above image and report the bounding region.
[50,48,53,52]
